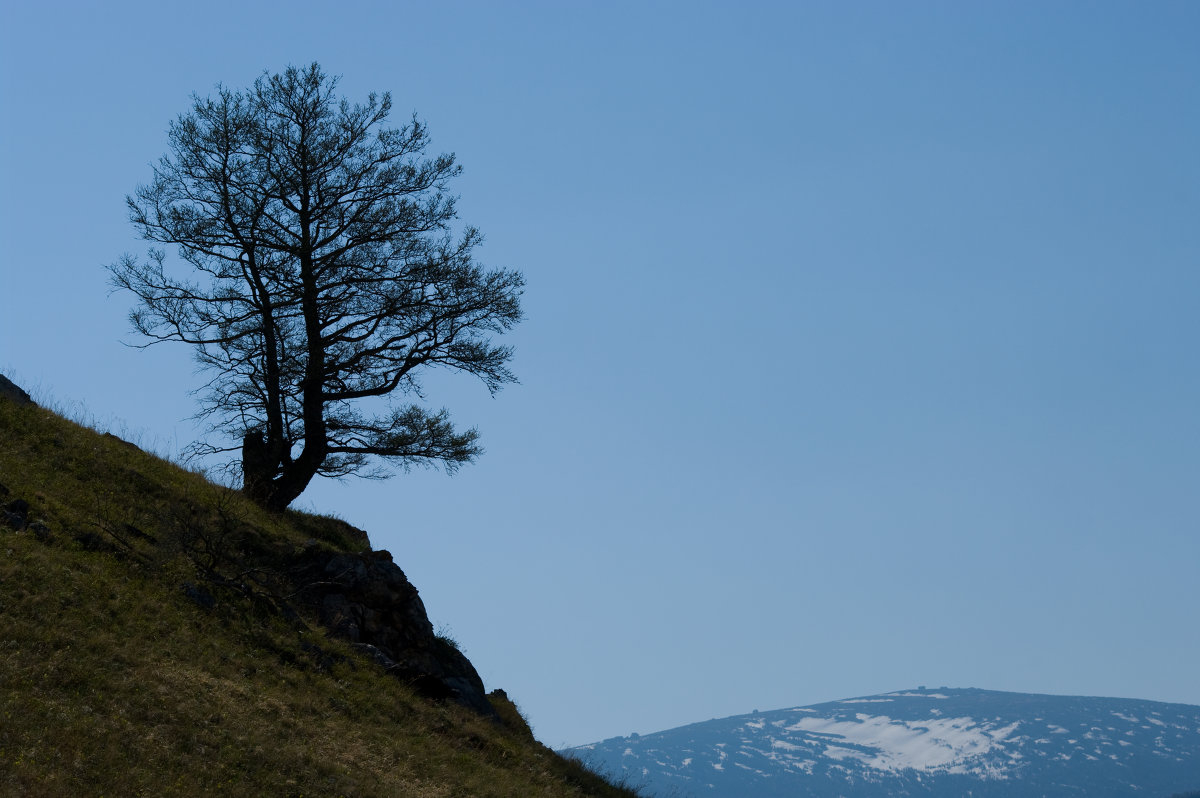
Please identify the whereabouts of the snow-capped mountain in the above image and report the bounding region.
[569,688,1200,797]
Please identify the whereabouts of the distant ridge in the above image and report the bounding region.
[570,687,1200,797]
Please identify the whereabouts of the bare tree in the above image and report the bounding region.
[110,64,523,510]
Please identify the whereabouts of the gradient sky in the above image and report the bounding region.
[2,1,1198,749]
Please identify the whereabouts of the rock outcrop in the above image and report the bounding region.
[293,546,496,718]
[0,374,33,406]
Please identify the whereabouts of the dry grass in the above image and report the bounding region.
[0,400,640,797]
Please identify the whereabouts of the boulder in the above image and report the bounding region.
[3,498,29,531]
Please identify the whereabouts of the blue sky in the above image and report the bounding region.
[2,1,1198,748]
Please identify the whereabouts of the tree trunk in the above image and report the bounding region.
[241,431,274,504]
[259,461,319,512]
[241,432,317,511]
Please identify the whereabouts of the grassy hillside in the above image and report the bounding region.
[0,397,636,797]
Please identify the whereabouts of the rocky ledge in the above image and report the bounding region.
[291,544,497,718]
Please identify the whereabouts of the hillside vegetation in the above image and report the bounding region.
[0,396,635,797]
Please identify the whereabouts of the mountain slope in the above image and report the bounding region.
[0,392,636,797]
[571,687,1200,798]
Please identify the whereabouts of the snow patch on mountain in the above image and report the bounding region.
[840,698,893,704]
[784,713,1019,775]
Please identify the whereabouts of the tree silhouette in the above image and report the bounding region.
[111,64,523,510]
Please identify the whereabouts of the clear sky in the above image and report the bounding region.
[2,1,1198,749]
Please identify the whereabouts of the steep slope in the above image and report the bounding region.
[571,687,1200,798]
[0,392,637,797]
